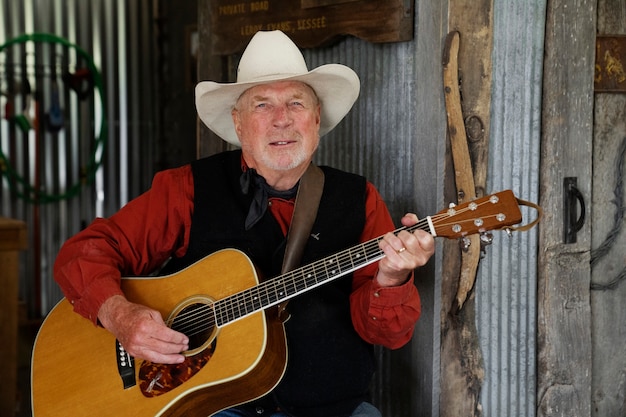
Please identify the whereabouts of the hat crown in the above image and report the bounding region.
[237,31,309,83]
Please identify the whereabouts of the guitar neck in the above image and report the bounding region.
[212,190,524,327]
[213,221,431,327]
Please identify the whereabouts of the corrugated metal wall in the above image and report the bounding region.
[302,1,447,414]
[0,0,159,318]
[476,1,545,416]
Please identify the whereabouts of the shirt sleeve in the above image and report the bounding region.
[53,164,195,324]
[350,182,422,349]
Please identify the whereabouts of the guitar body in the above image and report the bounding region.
[31,249,287,417]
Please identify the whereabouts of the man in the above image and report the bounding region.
[54,30,435,417]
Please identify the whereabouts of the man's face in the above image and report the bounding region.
[232,80,321,175]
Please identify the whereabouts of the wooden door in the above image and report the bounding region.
[538,0,626,416]
[537,0,596,415]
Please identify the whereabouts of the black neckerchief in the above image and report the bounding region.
[240,168,298,230]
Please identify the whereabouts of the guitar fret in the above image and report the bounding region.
[214,300,223,327]
[264,281,279,305]
[217,298,235,327]
[237,291,248,317]
[248,286,262,312]
[286,271,299,296]
[259,284,269,309]
[338,251,353,273]
[275,277,288,300]
[227,293,236,319]
[299,265,314,290]
[326,255,340,278]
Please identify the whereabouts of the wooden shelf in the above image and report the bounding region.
[0,217,28,417]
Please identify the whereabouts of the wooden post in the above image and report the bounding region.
[196,0,231,159]
[538,0,596,415]
[440,1,494,416]
[0,217,27,417]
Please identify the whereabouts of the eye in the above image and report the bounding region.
[253,102,270,111]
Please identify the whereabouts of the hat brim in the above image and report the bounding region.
[195,63,360,146]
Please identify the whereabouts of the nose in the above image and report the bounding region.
[271,105,292,128]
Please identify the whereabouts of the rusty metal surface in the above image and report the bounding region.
[595,35,626,93]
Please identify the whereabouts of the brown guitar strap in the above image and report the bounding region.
[277,162,325,319]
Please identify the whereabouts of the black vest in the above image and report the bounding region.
[164,150,375,417]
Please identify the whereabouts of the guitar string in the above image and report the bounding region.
[173,205,506,338]
[174,210,507,339]
[174,219,430,337]
[171,197,508,338]
[172,198,507,338]
[170,223,425,338]
[207,198,507,325]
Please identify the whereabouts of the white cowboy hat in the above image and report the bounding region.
[195,30,360,146]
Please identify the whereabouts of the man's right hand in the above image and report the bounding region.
[97,295,189,364]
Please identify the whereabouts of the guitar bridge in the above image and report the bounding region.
[116,340,136,389]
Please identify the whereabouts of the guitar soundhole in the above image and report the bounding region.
[166,295,219,356]
[170,301,216,353]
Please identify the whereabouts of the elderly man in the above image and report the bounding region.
[54,31,435,417]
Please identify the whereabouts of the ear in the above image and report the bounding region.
[231,108,241,137]
[315,104,321,129]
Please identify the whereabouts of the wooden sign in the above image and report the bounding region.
[210,0,414,55]
[595,36,626,93]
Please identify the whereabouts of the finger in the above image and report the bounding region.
[400,213,419,227]
[137,316,189,352]
[146,352,187,365]
[131,343,187,365]
[145,309,190,346]
[411,229,435,254]
[380,232,409,256]
[123,332,188,364]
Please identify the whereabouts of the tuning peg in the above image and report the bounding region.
[480,232,494,246]
[461,236,472,252]
[478,232,493,258]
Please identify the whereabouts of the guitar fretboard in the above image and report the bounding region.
[212,222,427,327]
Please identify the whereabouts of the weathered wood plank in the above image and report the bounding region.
[590,0,626,415]
[209,0,414,55]
[448,2,494,199]
[197,0,232,158]
[440,1,494,416]
[538,0,596,416]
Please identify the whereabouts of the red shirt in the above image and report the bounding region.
[54,164,421,349]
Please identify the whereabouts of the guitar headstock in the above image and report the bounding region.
[432,190,523,239]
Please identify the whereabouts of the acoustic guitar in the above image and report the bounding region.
[31,190,524,416]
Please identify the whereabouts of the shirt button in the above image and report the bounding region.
[373,291,380,297]
[371,316,377,320]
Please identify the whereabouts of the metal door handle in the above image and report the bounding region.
[564,177,585,243]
